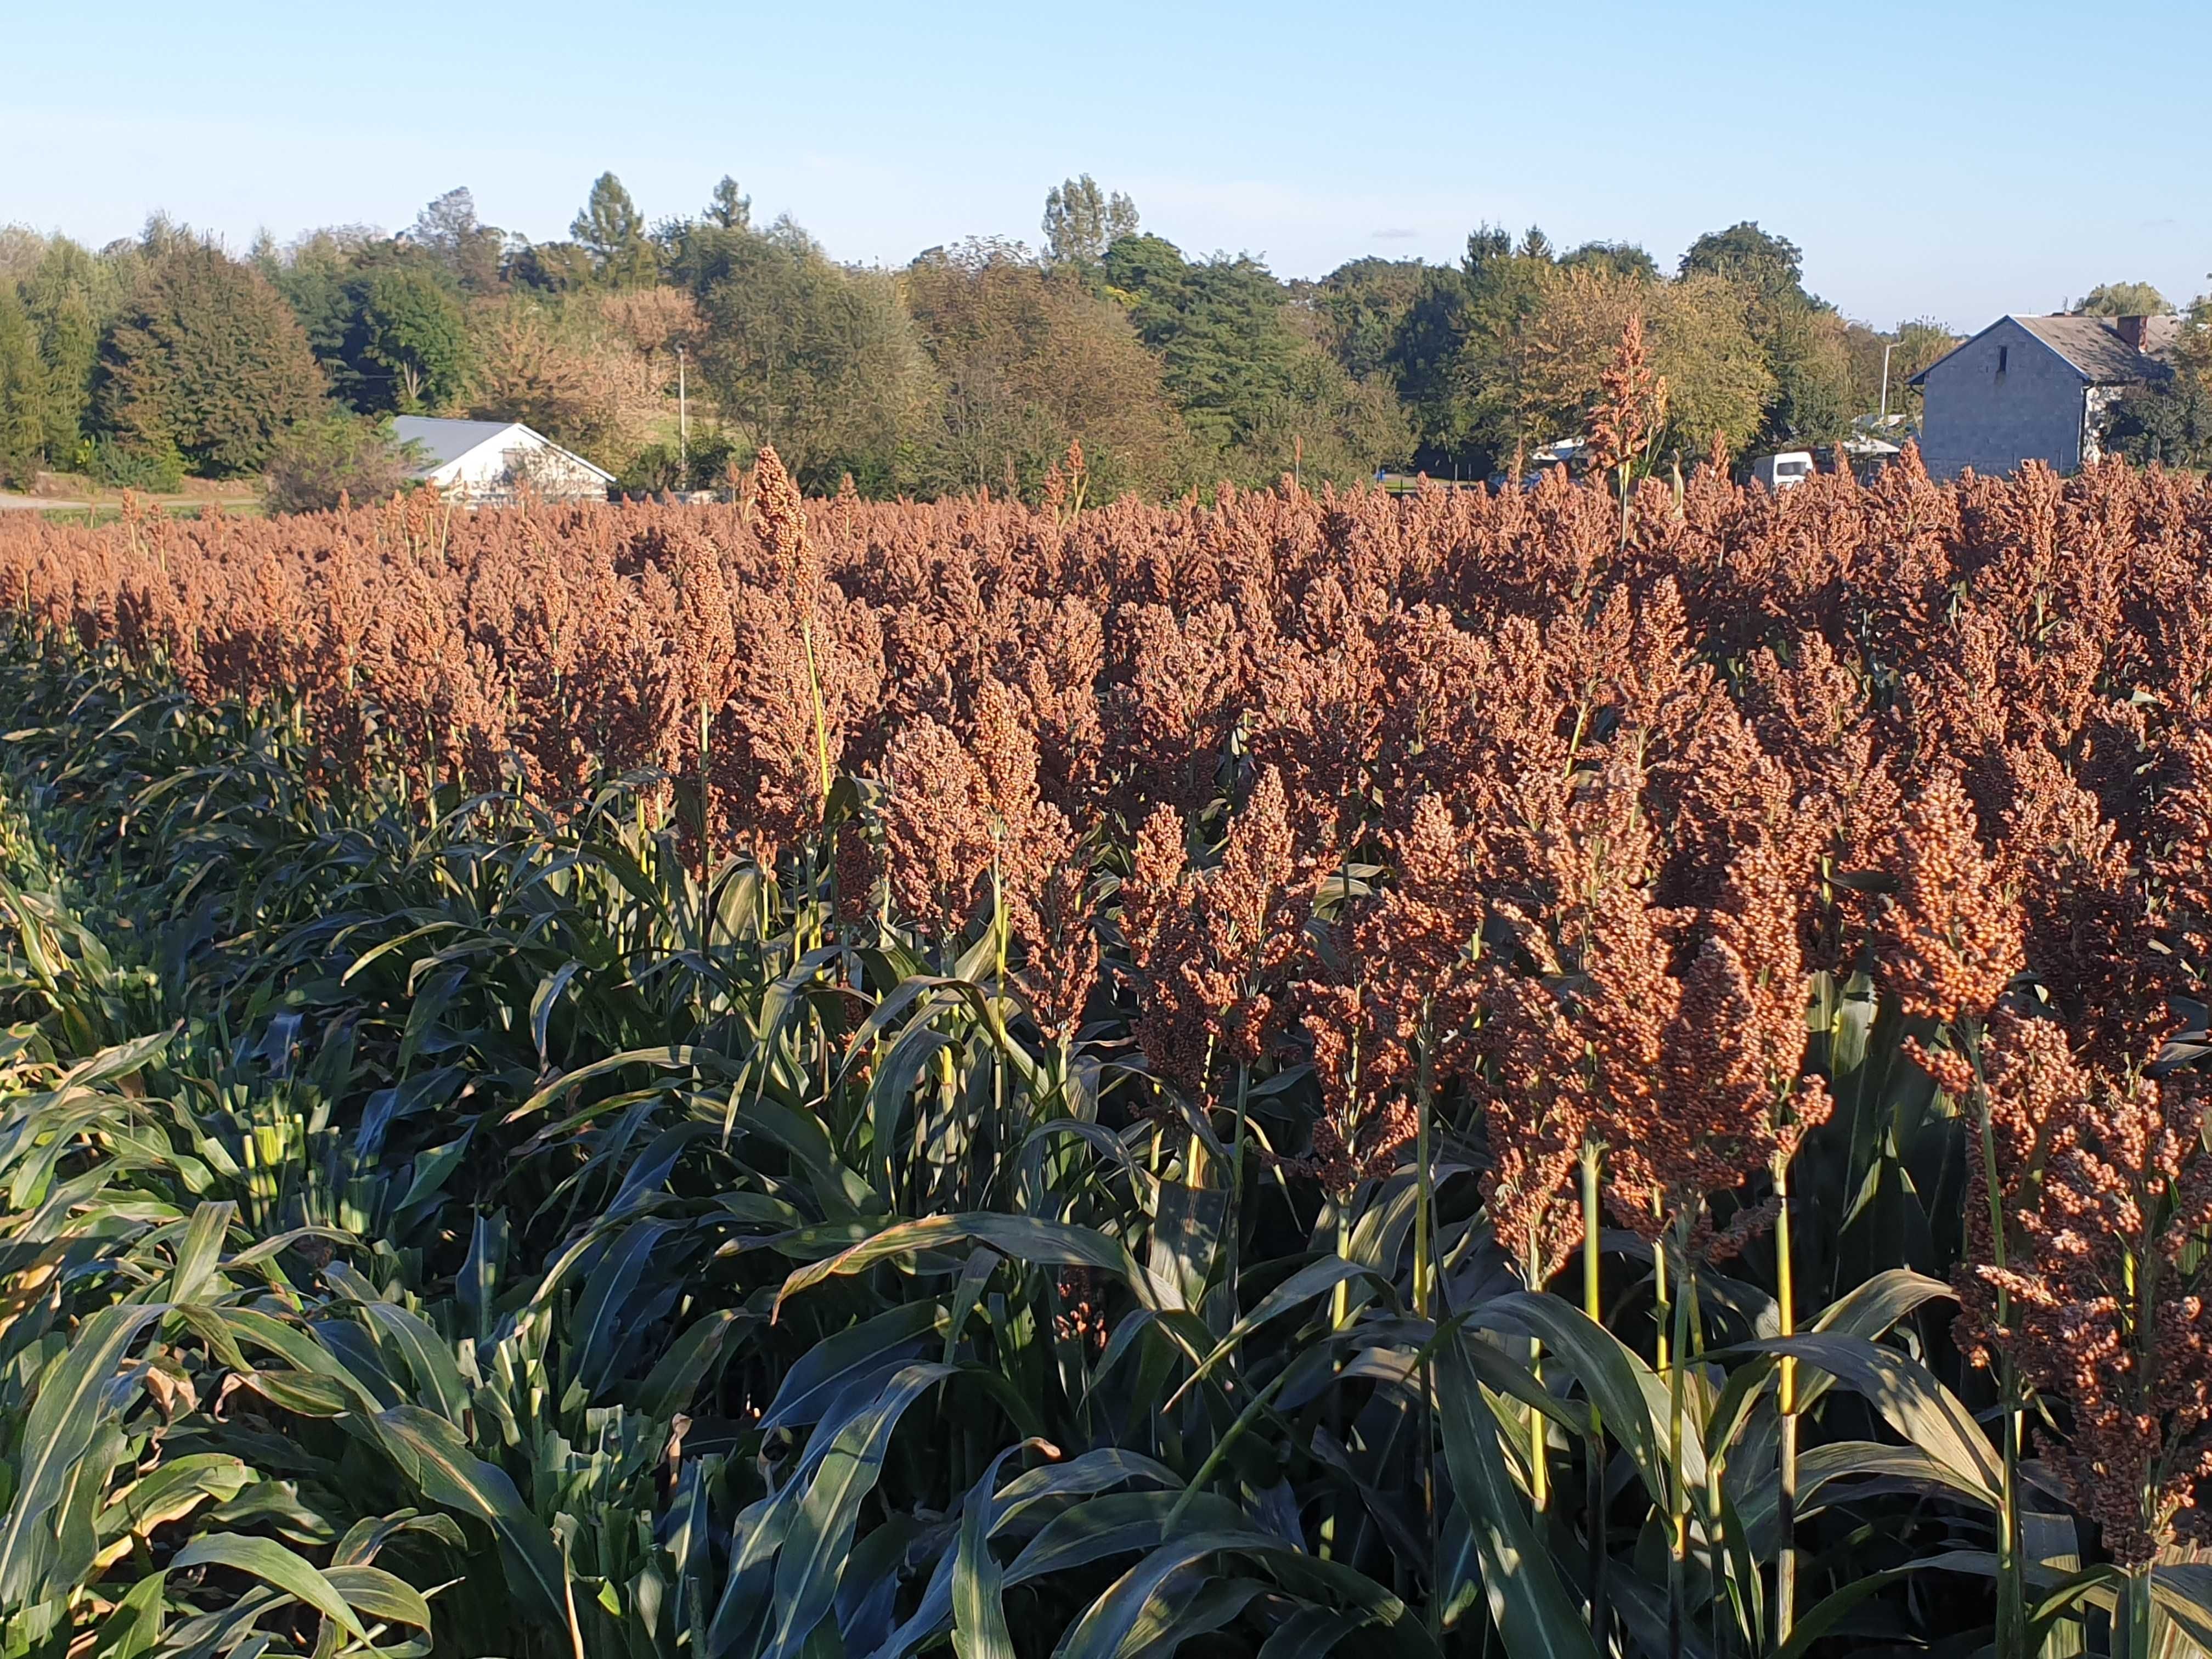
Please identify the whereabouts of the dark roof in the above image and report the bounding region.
[2015,314,2181,382]
[1908,314,2179,387]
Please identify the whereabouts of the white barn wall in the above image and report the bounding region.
[430,430,609,504]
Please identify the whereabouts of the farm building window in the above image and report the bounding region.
[1998,346,2009,375]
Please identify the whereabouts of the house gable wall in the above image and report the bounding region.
[1917,318,2089,479]
[430,430,609,504]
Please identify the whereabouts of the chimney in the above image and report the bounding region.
[2117,314,2151,352]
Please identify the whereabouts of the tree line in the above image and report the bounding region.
[1,171,2200,505]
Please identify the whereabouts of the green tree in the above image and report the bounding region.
[1842,317,1957,425]
[1680,221,1807,302]
[572,173,657,289]
[2074,280,2172,317]
[1451,233,1566,470]
[267,227,383,372]
[1103,235,1300,453]
[1387,268,1484,471]
[1042,176,1140,268]
[706,176,752,231]
[0,227,43,287]
[2104,373,2212,466]
[1226,343,1412,484]
[507,241,598,293]
[685,217,939,492]
[345,265,472,412]
[1559,241,1658,280]
[1309,258,1437,383]
[0,284,47,486]
[1760,299,1854,444]
[1679,221,1858,449]
[136,212,199,262]
[904,238,1191,498]
[1656,274,1779,456]
[266,235,470,414]
[1894,318,1958,372]
[19,238,108,461]
[1307,258,1478,472]
[1468,263,1770,467]
[1463,223,1514,272]
[1843,320,1892,419]
[2104,296,2212,465]
[1845,316,1956,421]
[409,188,506,294]
[1102,234,1402,484]
[99,239,330,477]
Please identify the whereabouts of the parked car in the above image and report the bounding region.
[1750,450,1815,491]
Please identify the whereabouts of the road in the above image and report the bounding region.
[0,495,258,514]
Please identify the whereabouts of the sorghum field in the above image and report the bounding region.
[4,445,2212,1659]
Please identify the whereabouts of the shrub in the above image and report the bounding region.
[614,439,682,494]
[2104,373,2212,469]
[262,413,413,514]
[81,433,185,491]
[686,425,740,489]
[614,428,741,495]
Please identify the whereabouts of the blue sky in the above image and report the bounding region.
[5,0,2205,330]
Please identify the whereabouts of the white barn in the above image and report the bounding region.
[391,417,614,505]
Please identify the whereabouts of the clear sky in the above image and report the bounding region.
[6,0,2205,331]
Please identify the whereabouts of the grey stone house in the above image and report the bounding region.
[1909,313,2180,478]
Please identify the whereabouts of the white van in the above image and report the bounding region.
[1751,451,1816,491]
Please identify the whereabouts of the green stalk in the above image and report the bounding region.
[1413,1003,1435,1319]
[1774,1147,1799,1648]
[1709,1447,1733,1659]
[560,1530,588,1659]
[2120,1563,2153,1659]
[1528,1232,1549,1516]
[1330,1204,1353,1329]
[1967,1018,2027,1657]
[424,719,439,826]
[1330,994,1362,1330]
[799,614,833,808]
[1665,1213,1692,1659]
[2123,1181,2163,1659]
[992,854,1008,1188]
[697,697,713,861]
[1415,1039,1439,1639]
[1582,1138,1603,1323]
[1228,1062,1252,1304]
[1583,1140,1609,1645]
[1164,1366,1295,1532]
[1189,1032,1216,1191]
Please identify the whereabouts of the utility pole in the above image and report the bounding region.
[676,345,689,488]
[1878,341,1894,422]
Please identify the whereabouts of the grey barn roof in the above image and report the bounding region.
[390,416,524,470]
[1909,314,2180,388]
